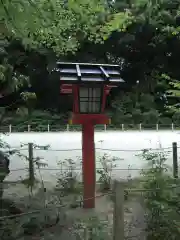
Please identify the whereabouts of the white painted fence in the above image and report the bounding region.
[0,123,178,133]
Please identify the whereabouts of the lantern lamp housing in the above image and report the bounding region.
[51,62,125,209]
[79,85,103,114]
[53,62,125,114]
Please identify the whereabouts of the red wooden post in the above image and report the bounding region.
[70,113,110,209]
[82,122,95,208]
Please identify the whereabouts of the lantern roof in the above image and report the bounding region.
[54,62,124,84]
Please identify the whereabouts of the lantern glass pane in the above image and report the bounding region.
[79,87,88,98]
[79,86,102,113]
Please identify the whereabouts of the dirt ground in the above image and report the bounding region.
[2,181,147,240]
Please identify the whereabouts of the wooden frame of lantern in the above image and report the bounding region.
[54,62,124,208]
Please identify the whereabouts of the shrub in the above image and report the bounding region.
[140,149,180,239]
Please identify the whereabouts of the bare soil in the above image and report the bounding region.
[2,181,147,240]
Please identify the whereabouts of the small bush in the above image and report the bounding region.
[140,149,180,240]
[55,158,82,195]
[97,153,118,192]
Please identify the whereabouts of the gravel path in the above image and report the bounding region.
[125,198,147,239]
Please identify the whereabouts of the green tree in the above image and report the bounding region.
[0,0,133,55]
[2,0,180,126]
[0,39,36,125]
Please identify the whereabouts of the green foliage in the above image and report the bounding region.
[97,153,118,192]
[167,79,180,99]
[1,110,67,131]
[99,10,134,40]
[0,40,29,93]
[140,149,180,239]
[55,158,82,196]
[2,0,180,125]
[111,89,160,124]
[1,0,114,55]
[0,61,28,93]
[0,39,36,125]
[75,216,112,239]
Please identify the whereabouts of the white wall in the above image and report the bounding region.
[1,130,180,182]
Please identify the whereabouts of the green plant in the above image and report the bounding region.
[56,157,82,195]
[97,153,120,192]
[74,216,112,240]
[140,149,180,240]
[85,216,112,240]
